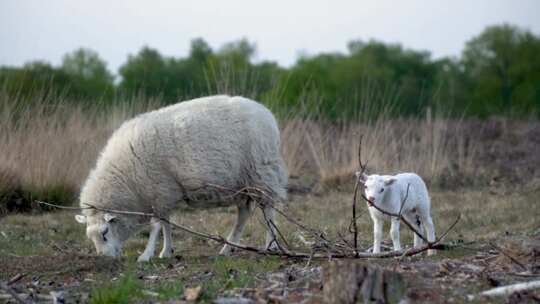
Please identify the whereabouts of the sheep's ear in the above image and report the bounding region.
[104,213,117,222]
[75,214,87,224]
[384,177,397,186]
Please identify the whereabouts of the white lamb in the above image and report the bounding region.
[75,95,288,262]
[357,172,436,255]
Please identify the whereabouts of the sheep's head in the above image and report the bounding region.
[75,212,125,257]
[357,173,397,205]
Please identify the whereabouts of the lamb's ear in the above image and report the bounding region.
[75,214,87,224]
[384,177,397,186]
[104,213,117,222]
[355,171,368,184]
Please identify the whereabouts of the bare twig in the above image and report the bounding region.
[7,274,24,286]
[351,174,361,257]
[397,184,410,218]
[349,135,368,257]
[489,243,528,271]
[261,207,289,254]
[36,201,92,210]
[360,194,461,251]
[361,194,429,244]
[36,175,461,260]
[434,214,461,244]
[357,135,368,177]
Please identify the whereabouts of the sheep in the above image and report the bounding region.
[356,172,436,255]
[75,95,288,261]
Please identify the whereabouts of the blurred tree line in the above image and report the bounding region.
[1,24,539,119]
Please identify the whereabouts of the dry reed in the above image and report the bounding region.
[0,90,477,209]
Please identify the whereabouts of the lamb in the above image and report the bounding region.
[356,172,436,255]
[75,95,288,261]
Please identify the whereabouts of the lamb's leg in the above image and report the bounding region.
[405,213,424,248]
[423,215,437,256]
[219,199,252,255]
[159,219,173,258]
[138,218,161,262]
[390,217,401,251]
[372,218,383,254]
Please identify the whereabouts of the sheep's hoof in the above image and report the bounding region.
[137,254,152,262]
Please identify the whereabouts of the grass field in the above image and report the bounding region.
[1,93,539,303]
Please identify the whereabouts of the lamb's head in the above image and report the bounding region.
[357,173,397,205]
[75,212,126,257]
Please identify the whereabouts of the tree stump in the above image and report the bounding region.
[323,260,406,304]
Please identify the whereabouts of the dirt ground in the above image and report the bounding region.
[1,187,539,303]
[1,235,539,303]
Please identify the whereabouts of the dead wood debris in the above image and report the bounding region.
[220,265,324,303]
[0,274,65,304]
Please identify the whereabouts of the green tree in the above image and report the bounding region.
[0,61,72,98]
[118,41,217,101]
[280,40,441,119]
[119,46,169,98]
[189,38,213,64]
[217,38,256,66]
[61,48,115,100]
[462,24,540,116]
[432,57,469,115]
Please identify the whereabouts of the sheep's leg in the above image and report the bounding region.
[219,199,252,255]
[372,218,384,254]
[423,215,437,256]
[263,204,279,251]
[159,219,173,258]
[390,217,401,251]
[138,218,161,262]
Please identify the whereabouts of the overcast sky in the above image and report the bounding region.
[1,0,539,75]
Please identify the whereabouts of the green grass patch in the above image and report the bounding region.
[90,272,143,304]
[199,256,281,301]
[153,282,184,300]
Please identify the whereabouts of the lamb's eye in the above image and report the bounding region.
[379,188,384,193]
[102,227,109,242]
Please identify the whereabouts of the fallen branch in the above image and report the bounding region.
[0,291,60,303]
[361,194,429,244]
[350,135,369,257]
[37,196,459,260]
[0,282,27,304]
[7,274,24,286]
[489,243,528,271]
[35,163,461,260]
[350,174,361,257]
[468,280,540,300]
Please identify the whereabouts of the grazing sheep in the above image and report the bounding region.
[75,95,288,261]
[357,172,436,255]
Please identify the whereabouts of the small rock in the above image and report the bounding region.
[185,285,202,301]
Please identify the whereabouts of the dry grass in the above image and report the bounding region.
[282,116,478,189]
[0,92,158,208]
[2,185,538,259]
[1,91,479,209]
